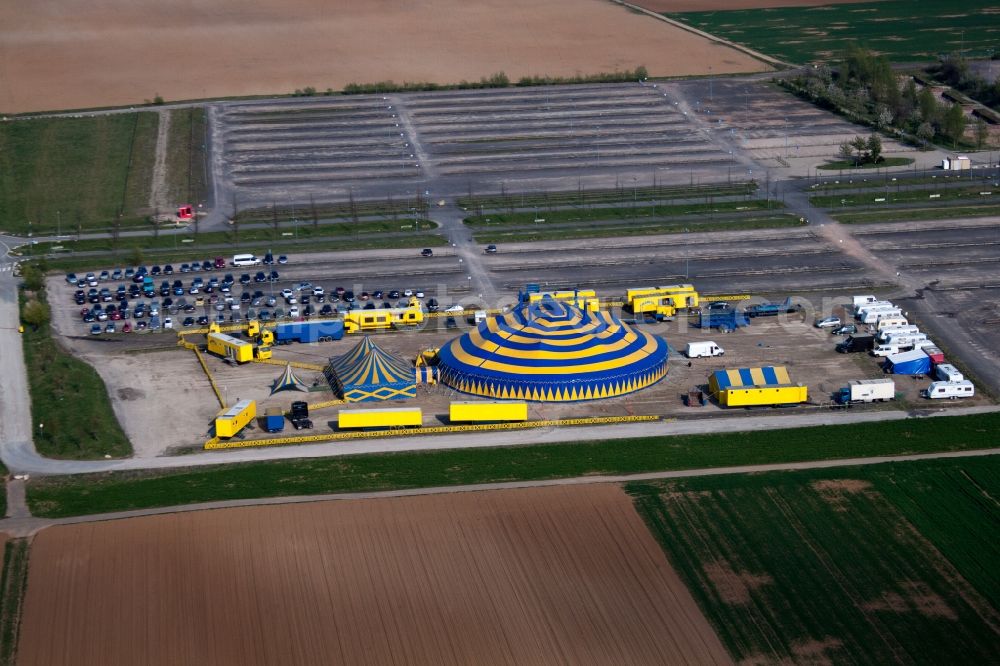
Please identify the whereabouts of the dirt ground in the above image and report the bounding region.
[0,0,766,114]
[634,0,879,11]
[17,485,732,666]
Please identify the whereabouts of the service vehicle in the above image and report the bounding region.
[232,254,261,267]
[685,341,724,358]
[745,298,798,318]
[449,401,527,423]
[338,407,422,429]
[836,378,895,404]
[215,399,256,438]
[263,407,285,433]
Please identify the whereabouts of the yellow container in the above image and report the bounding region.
[338,407,423,429]
[215,399,257,438]
[449,401,528,423]
[719,385,808,407]
[207,332,254,363]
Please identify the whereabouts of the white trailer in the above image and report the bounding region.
[685,341,724,358]
[882,332,928,348]
[874,315,908,332]
[860,307,902,324]
[837,378,895,404]
[935,363,964,382]
[856,300,894,317]
[923,380,975,399]
[877,324,920,341]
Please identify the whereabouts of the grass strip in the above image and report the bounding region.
[19,290,132,460]
[464,199,780,226]
[832,204,1000,224]
[812,186,999,208]
[458,182,756,209]
[0,539,30,666]
[472,215,804,243]
[25,411,1000,518]
[816,157,914,171]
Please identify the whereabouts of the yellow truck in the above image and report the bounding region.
[338,407,423,429]
[343,298,424,334]
[246,320,275,347]
[449,401,528,423]
[215,399,257,438]
[525,289,600,312]
[626,284,700,319]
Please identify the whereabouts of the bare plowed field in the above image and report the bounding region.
[17,485,731,665]
[0,0,765,113]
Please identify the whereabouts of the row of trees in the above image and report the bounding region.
[785,45,980,148]
[837,134,882,167]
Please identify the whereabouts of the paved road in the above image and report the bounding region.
[3,445,997,537]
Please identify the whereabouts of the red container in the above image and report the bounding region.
[922,346,945,364]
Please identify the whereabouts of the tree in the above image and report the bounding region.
[22,299,50,330]
[20,264,43,292]
[838,140,854,163]
[867,134,883,163]
[916,121,935,143]
[875,104,894,130]
[850,135,868,166]
[974,116,989,149]
[942,103,967,146]
[917,86,938,122]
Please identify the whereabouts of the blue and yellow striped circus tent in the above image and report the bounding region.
[324,336,416,402]
[437,298,668,402]
[708,366,792,394]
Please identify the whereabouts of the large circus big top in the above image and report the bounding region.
[437,298,669,402]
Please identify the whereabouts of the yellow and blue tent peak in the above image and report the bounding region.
[437,298,668,402]
[324,336,416,402]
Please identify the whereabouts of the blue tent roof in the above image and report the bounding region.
[437,299,668,402]
[324,337,416,402]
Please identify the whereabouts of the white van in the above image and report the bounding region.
[685,341,724,358]
[231,254,260,267]
[871,343,900,357]
[860,307,902,325]
[851,295,877,309]
[923,380,975,399]
[877,324,919,341]
[875,316,908,332]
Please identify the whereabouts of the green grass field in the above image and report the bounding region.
[0,114,159,235]
[668,0,998,64]
[472,214,804,243]
[812,186,999,208]
[20,291,132,460]
[833,203,1000,224]
[464,199,781,226]
[628,455,1000,663]
[164,108,208,208]
[0,539,29,666]
[25,410,1000,518]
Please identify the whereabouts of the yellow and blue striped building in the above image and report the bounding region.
[325,336,417,402]
[437,299,668,402]
[708,366,808,407]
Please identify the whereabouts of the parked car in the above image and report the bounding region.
[239,274,251,285]
[268,270,280,282]
[105,322,116,333]
[445,316,458,329]
[254,271,267,283]
[66,272,78,284]
[277,255,288,264]
[320,304,333,315]
[263,252,274,265]
[312,286,325,296]
[832,324,857,336]
[485,244,498,254]
[182,317,195,327]
[180,263,191,273]
[289,305,300,318]
[163,264,174,275]
[197,315,209,326]
[99,270,110,281]
[214,257,226,269]
[90,323,102,335]
[421,248,433,257]
[122,322,132,333]
[815,316,842,329]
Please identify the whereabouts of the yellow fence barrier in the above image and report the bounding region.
[191,345,227,409]
[251,357,326,371]
[204,414,661,449]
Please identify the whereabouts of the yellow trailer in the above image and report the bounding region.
[207,331,254,363]
[215,399,257,438]
[338,407,423,429]
[450,401,528,423]
[718,385,808,407]
[343,299,424,334]
[626,284,699,314]
[525,289,600,312]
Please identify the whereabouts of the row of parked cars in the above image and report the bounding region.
[64,254,290,289]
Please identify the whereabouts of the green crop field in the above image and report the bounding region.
[0,114,159,235]
[668,0,999,65]
[628,455,1000,664]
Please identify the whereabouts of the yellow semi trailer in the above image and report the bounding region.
[207,325,271,362]
[524,289,600,312]
[338,407,423,429]
[449,401,528,423]
[343,298,424,334]
[626,284,699,318]
[215,399,257,438]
